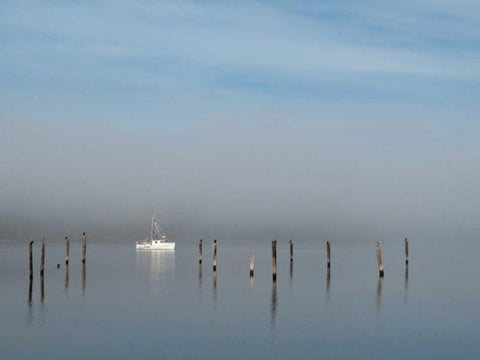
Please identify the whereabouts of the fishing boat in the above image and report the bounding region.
[136,215,175,250]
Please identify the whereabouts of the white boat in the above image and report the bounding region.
[136,215,175,250]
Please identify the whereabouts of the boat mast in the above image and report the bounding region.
[151,214,167,241]
[151,215,157,241]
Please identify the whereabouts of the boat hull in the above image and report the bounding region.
[136,241,175,250]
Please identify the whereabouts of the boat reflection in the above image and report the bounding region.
[136,250,175,281]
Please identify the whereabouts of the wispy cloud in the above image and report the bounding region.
[2,0,480,82]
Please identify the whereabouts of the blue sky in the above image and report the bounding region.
[1,1,480,242]
[1,0,479,121]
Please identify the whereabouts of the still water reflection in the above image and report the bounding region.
[136,249,175,281]
[40,274,45,303]
[376,276,383,313]
[271,280,277,328]
[3,241,480,359]
[64,264,69,292]
[82,263,86,293]
[405,265,409,295]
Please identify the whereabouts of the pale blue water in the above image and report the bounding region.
[1,239,479,359]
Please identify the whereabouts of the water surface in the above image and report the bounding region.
[1,239,479,359]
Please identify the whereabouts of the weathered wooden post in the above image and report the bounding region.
[249,251,254,277]
[82,232,87,264]
[40,239,45,276]
[213,240,217,271]
[326,241,331,269]
[65,236,69,265]
[289,240,293,262]
[272,240,277,281]
[28,241,34,303]
[376,240,384,277]
[404,238,409,265]
[199,239,203,264]
[29,241,34,279]
[40,238,45,303]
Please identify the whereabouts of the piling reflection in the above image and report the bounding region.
[271,281,277,327]
[376,276,383,313]
[326,267,331,302]
[213,271,217,306]
[28,277,33,305]
[289,262,293,286]
[82,263,86,293]
[65,265,69,292]
[249,276,254,294]
[27,298,33,324]
[404,265,409,303]
[40,274,45,303]
[198,264,202,288]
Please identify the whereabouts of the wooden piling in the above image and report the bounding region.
[65,236,69,265]
[82,232,87,264]
[326,241,331,269]
[376,240,384,277]
[29,241,34,280]
[249,251,254,277]
[28,241,34,304]
[40,240,45,276]
[213,240,217,271]
[199,239,203,264]
[289,240,293,262]
[40,238,45,303]
[404,238,409,265]
[272,240,277,281]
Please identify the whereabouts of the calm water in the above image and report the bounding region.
[1,239,480,359]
